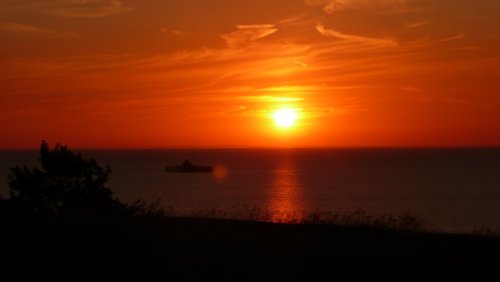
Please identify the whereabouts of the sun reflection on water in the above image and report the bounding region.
[268,156,304,222]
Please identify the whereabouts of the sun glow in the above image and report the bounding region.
[273,109,298,128]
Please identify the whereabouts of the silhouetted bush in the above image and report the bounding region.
[3,140,128,216]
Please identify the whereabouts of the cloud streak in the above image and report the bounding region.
[236,96,304,102]
[316,23,398,47]
[438,32,466,42]
[221,24,278,48]
[0,0,133,18]
[405,21,432,28]
[161,28,186,37]
[0,22,81,38]
[44,0,133,18]
[305,0,408,14]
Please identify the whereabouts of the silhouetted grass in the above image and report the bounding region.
[130,201,426,233]
[301,209,425,231]
[3,200,500,280]
[472,226,500,237]
[128,198,173,217]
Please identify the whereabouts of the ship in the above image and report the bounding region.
[165,159,213,173]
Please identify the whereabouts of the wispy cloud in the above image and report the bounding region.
[236,96,304,102]
[293,60,308,67]
[217,106,247,116]
[323,0,354,14]
[305,0,408,14]
[221,24,278,48]
[161,28,186,37]
[405,20,432,28]
[402,86,423,92]
[0,22,81,38]
[304,0,351,13]
[44,0,133,18]
[316,23,398,47]
[0,0,133,18]
[438,32,466,42]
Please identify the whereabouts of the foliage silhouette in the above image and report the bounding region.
[4,140,128,216]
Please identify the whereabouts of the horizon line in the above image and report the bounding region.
[2,145,500,150]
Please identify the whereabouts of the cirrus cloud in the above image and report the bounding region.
[221,24,279,48]
[0,22,81,38]
[0,0,133,18]
[43,0,133,18]
[316,23,398,47]
[305,0,408,14]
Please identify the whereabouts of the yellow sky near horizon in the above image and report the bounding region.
[1,0,500,148]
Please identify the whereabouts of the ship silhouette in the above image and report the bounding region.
[165,159,213,173]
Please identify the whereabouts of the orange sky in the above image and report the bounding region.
[1,0,500,148]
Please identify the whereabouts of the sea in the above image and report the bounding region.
[1,148,500,233]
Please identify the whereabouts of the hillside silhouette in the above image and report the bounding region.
[1,141,500,280]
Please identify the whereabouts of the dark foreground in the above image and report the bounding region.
[2,216,500,280]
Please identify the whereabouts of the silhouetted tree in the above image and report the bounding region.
[5,141,127,216]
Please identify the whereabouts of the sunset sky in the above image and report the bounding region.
[1,0,500,148]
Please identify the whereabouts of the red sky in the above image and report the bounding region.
[1,0,500,148]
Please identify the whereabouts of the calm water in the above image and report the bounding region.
[1,148,500,232]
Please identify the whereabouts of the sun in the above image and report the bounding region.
[273,109,298,128]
